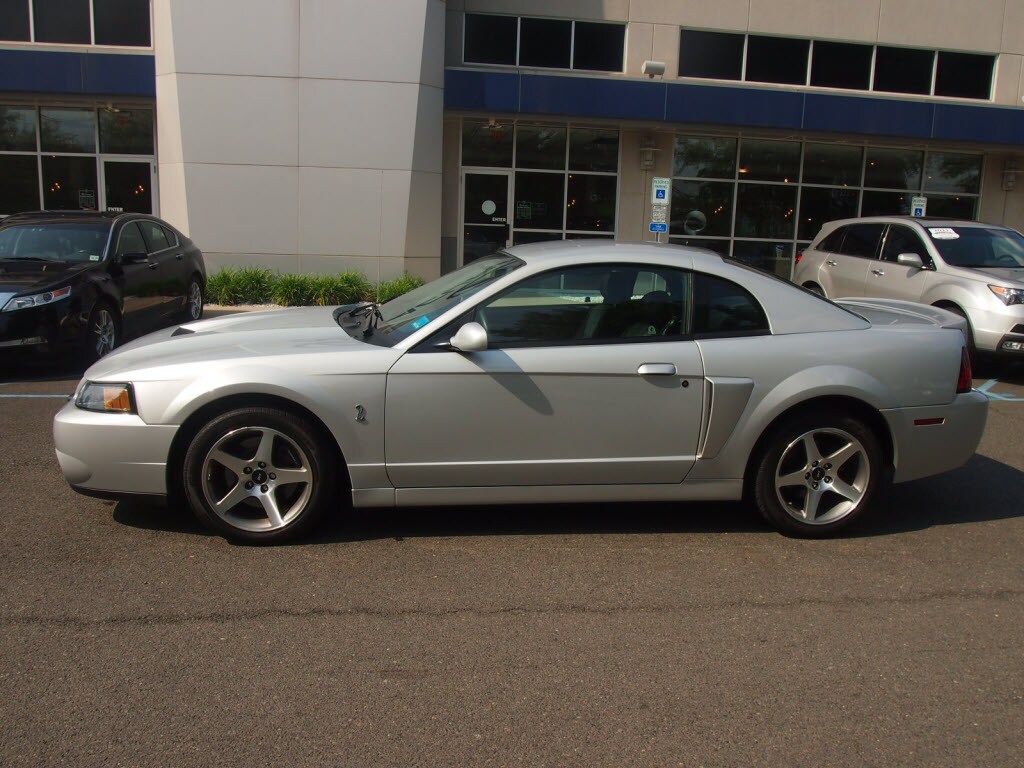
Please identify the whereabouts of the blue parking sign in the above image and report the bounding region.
[655,189,666,200]
[649,222,668,233]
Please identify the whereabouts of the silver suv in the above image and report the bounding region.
[794,216,1024,358]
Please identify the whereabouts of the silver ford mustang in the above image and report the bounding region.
[54,241,988,542]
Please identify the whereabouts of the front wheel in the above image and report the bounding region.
[184,277,204,321]
[753,410,888,537]
[183,407,337,543]
[81,302,119,362]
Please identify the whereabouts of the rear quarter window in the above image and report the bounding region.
[692,273,769,337]
[817,226,846,252]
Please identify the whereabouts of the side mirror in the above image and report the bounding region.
[448,322,488,352]
[119,251,149,265]
[896,252,925,269]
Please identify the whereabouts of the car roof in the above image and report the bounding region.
[820,216,1009,230]
[504,238,728,268]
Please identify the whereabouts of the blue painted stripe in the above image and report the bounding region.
[0,49,155,97]
[445,68,1024,147]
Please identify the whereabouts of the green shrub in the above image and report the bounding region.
[375,273,424,303]
[206,268,421,307]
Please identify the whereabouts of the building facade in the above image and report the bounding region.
[2,0,1023,281]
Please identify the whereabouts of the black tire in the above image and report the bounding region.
[183,407,337,544]
[183,275,204,322]
[81,301,119,363]
[802,282,825,297]
[753,409,888,538]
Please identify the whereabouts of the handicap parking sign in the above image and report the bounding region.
[655,189,667,200]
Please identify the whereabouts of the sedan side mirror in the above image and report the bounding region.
[896,252,925,269]
[448,322,488,352]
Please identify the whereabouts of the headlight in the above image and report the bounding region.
[75,382,136,414]
[988,285,1024,306]
[1,285,72,312]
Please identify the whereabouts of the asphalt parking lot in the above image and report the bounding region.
[1,352,1022,767]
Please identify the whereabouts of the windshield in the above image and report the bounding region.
[926,226,1024,268]
[358,252,524,344]
[0,222,111,263]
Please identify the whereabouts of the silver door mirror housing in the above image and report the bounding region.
[449,322,488,352]
[897,252,925,269]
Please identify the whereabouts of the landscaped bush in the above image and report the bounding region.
[206,268,423,307]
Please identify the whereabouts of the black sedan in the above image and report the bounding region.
[0,211,206,362]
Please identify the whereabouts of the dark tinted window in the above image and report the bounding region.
[0,106,37,151]
[881,225,927,262]
[93,0,151,46]
[462,120,513,167]
[874,47,934,94]
[803,143,863,186]
[798,187,859,240]
[745,36,809,85]
[678,29,744,80]
[692,273,769,335]
[573,22,625,71]
[513,172,564,230]
[33,0,90,43]
[464,14,517,65]
[99,108,154,154]
[837,223,884,258]
[0,155,40,214]
[0,0,30,41]
[810,41,872,90]
[565,174,616,231]
[116,222,146,255]
[140,220,171,251]
[818,227,847,252]
[519,18,571,69]
[568,127,619,172]
[864,148,922,190]
[935,52,993,99]
[41,156,97,210]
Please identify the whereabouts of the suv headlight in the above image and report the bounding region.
[75,382,136,414]
[1,285,72,312]
[989,285,1024,306]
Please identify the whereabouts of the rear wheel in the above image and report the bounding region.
[184,276,204,321]
[753,410,887,537]
[183,407,336,543]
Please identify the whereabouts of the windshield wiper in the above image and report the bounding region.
[0,255,64,262]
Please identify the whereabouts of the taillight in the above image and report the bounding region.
[795,250,803,264]
[956,347,972,393]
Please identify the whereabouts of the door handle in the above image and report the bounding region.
[174,253,184,260]
[637,363,677,376]
[871,269,885,276]
[147,262,158,270]
[825,259,837,267]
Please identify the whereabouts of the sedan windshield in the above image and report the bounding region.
[927,226,1024,268]
[359,252,524,344]
[0,222,111,263]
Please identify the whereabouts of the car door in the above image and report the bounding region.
[138,218,187,321]
[384,263,706,488]
[111,220,163,337]
[865,223,934,301]
[820,223,883,297]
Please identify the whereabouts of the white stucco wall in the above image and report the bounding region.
[154,0,445,281]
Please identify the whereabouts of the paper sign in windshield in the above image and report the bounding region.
[928,227,959,239]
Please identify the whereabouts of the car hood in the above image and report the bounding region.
[0,259,93,293]
[84,306,393,381]
[961,266,1024,285]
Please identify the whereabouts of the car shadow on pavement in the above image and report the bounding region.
[107,453,1023,544]
[1,355,86,384]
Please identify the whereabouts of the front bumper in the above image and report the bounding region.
[883,390,989,483]
[969,304,1024,355]
[53,399,178,496]
[0,300,83,352]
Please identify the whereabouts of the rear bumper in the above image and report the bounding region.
[883,391,989,483]
[53,399,177,495]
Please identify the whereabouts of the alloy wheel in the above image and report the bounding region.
[773,427,870,525]
[187,281,203,320]
[92,308,117,358]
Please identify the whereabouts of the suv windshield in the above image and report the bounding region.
[0,222,111,263]
[347,252,524,345]
[926,226,1024,268]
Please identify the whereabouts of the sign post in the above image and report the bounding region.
[650,177,671,243]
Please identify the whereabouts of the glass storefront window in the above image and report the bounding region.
[93,0,153,47]
[864,148,923,190]
[673,136,736,179]
[670,180,733,237]
[0,107,37,151]
[0,155,41,213]
[569,128,619,172]
[733,241,794,278]
[861,190,913,217]
[566,174,616,231]
[99,108,154,154]
[40,109,96,153]
[462,120,514,167]
[798,187,859,240]
[0,0,31,41]
[514,172,564,230]
[924,195,978,219]
[42,155,98,210]
[669,237,730,256]
[924,152,982,194]
[33,0,90,44]
[515,126,566,170]
[736,184,797,239]
[803,144,862,186]
[738,140,800,182]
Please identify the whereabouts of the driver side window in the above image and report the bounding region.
[475,264,691,347]
[881,225,927,263]
[116,222,147,256]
